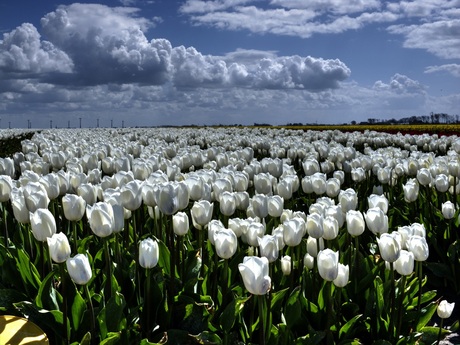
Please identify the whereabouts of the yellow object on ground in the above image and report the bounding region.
[0,315,49,345]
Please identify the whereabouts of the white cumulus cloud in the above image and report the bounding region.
[0,23,73,76]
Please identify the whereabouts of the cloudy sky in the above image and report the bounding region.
[0,0,459,128]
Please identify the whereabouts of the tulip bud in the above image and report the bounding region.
[214,229,238,259]
[306,213,323,239]
[139,238,159,269]
[416,168,432,186]
[66,254,92,285]
[281,255,291,276]
[407,235,429,261]
[364,207,388,235]
[377,167,391,185]
[267,195,284,218]
[86,202,114,238]
[191,200,214,230]
[245,221,265,247]
[346,210,365,237]
[303,253,315,270]
[306,236,324,257]
[410,223,426,237]
[212,178,233,201]
[377,233,401,263]
[0,175,13,202]
[219,191,237,217]
[238,256,271,295]
[258,235,279,263]
[325,205,344,228]
[283,217,305,246]
[10,187,30,224]
[254,173,274,195]
[30,208,57,242]
[120,180,143,211]
[62,194,86,221]
[435,174,449,193]
[442,201,456,220]
[311,172,327,195]
[252,194,269,219]
[47,232,71,263]
[23,182,50,212]
[333,263,349,288]
[339,188,358,213]
[317,249,339,281]
[326,177,341,198]
[173,212,189,236]
[403,178,419,203]
[302,158,320,176]
[322,216,339,240]
[351,167,366,183]
[208,219,225,245]
[394,250,414,276]
[367,194,389,214]
[77,183,98,206]
[437,300,455,319]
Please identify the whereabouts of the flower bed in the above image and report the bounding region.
[0,127,458,345]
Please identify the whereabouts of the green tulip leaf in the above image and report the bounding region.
[100,332,121,345]
[157,240,171,276]
[415,301,437,331]
[78,332,92,345]
[70,286,86,332]
[13,300,65,341]
[339,314,362,339]
[419,326,450,344]
[270,287,289,311]
[285,287,302,329]
[35,268,61,311]
[14,248,41,295]
[219,296,248,333]
[98,292,127,339]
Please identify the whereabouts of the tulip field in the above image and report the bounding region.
[0,126,459,345]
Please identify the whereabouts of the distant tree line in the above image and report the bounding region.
[361,113,459,125]
[281,113,459,127]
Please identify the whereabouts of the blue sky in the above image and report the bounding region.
[0,0,459,128]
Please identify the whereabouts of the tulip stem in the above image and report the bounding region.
[60,263,69,345]
[221,259,229,308]
[389,262,396,341]
[84,284,96,344]
[396,275,407,339]
[103,237,113,301]
[436,318,444,345]
[2,202,8,247]
[144,268,152,339]
[258,295,266,345]
[325,281,334,345]
[198,228,204,293]
[415,261,423,326]
[72,221,78,253]
[354,236,359,294]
